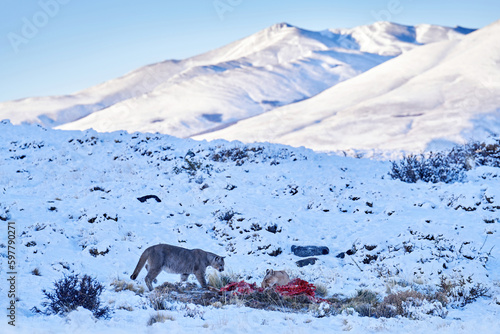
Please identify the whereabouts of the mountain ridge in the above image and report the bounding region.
[195,20,500,155]
[0,21,472,144]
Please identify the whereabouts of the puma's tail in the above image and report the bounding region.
[130,248,149,280]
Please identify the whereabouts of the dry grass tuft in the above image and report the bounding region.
[147,312,175,326]
[110,278,145,295]
[208,270,239,290]
[314,283,328,298]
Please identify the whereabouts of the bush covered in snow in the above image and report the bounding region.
[389,139,500,183]
[35,274,110,319]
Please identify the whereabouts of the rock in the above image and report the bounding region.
[137,195,162,203]
[291,245,329,257]
[296,257,318,267]
[346,248,356,256]
[266,224,280,234]
[336,252,345,259]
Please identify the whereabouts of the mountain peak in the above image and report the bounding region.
[372,21,403,27]
[262,22,298,34]
[270,22,295,30]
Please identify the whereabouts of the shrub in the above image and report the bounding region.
[35,274,110,319]
[438,276,490,308]
[215,209,237,222]
[389,139,500,184]
[210,146,264,165]
[375,290,447,319]
[378,290,425,316]
[210,147,249,163]
[461,140,500,167]
[338,289,380,317]
[149,290,171,311]
[148,282,200,310]
[401,297,448,319]
[389,152,466,184]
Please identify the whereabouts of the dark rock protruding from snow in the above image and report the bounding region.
[291,245,329,257]
[137,195,162,203]
[296,257,319,267]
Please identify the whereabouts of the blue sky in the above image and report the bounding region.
[1,0,498,102]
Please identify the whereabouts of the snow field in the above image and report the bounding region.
[0,121,499,332]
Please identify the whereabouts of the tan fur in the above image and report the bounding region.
[130,244,225,291]
[261,269,290,288]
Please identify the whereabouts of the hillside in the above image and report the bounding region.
[1,121,499,333]
[197,20,500,154]
[0,22,469,140]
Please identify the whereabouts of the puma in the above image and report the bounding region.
[130,244,225,291]
[261,269,290,288]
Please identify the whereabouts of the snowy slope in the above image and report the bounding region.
[0,22,469,138]
[196,20,500,155]
[0,60,187,126]
[1,121,499,333]
[328,21,473,56]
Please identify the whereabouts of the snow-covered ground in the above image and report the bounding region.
[1,121,499,333]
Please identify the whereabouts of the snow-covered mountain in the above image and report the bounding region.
[196,20,500,154]
[0,22,470,141]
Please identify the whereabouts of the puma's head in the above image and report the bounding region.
[261,269,290,288]
[211,256,225,272]
[262,269,275,288]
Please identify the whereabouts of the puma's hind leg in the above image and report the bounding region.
[145,263,157,283]
[144,266,162,291]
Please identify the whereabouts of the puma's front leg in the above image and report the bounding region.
[194,271,207,288]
